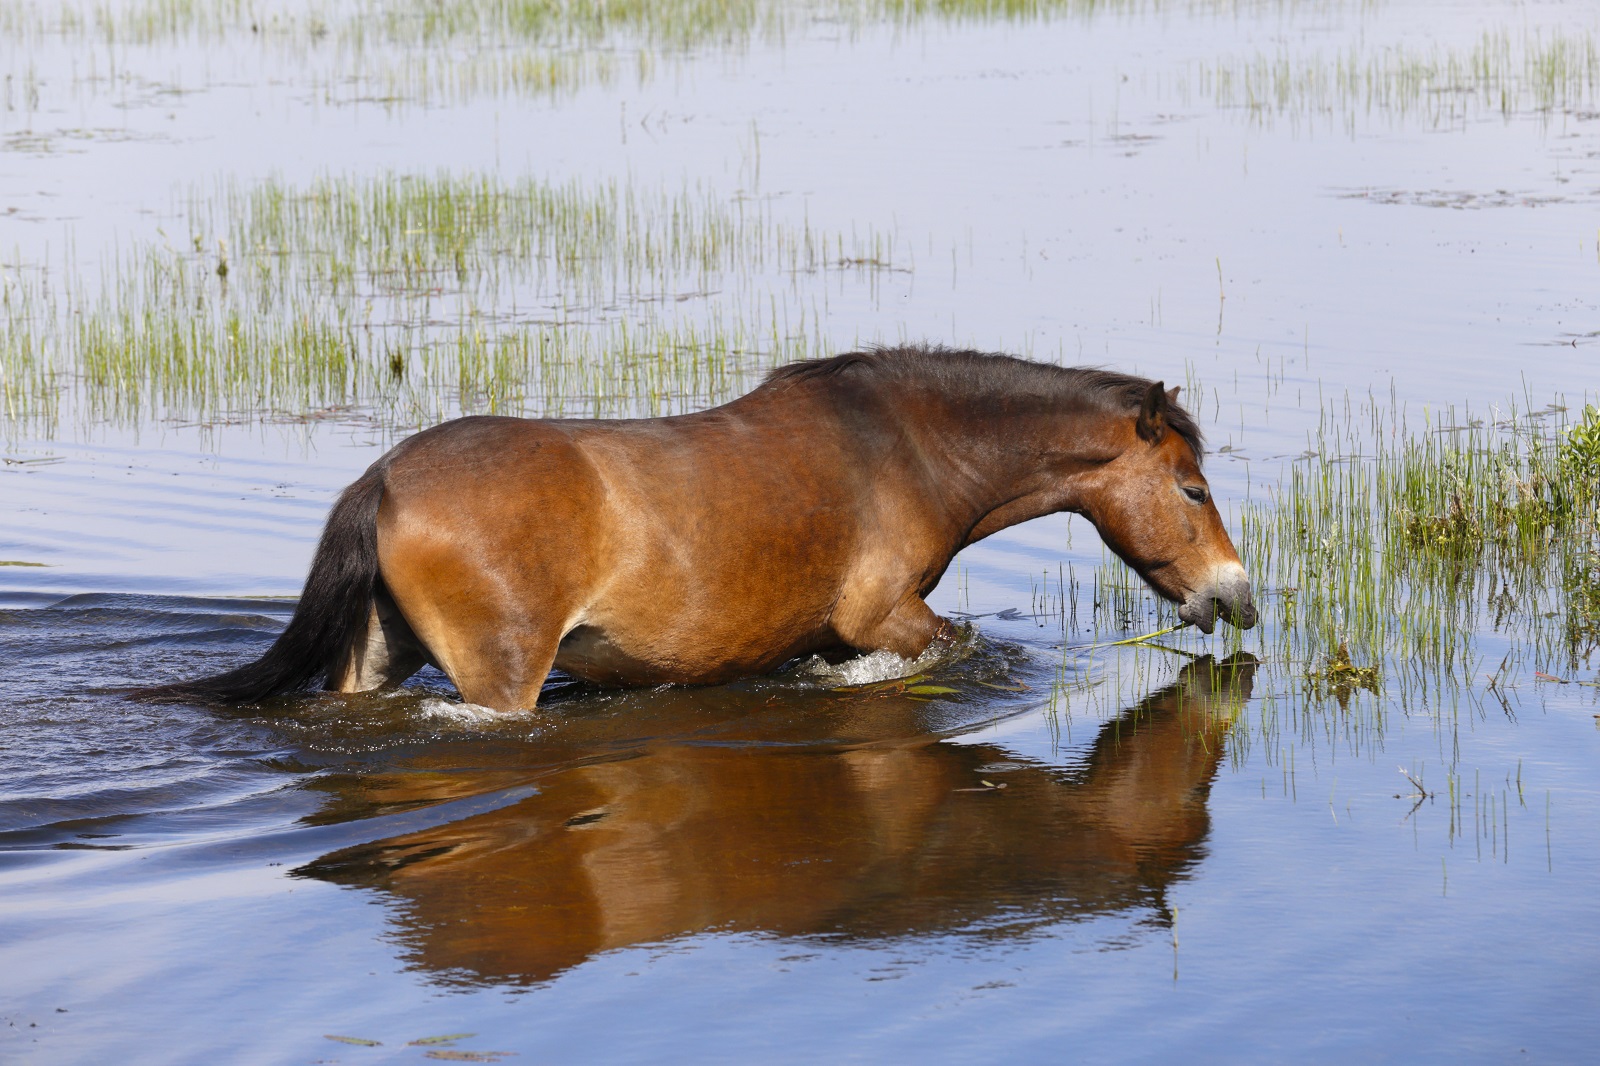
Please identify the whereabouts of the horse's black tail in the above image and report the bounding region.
[135,466,388,705]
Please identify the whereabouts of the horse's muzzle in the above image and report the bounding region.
[1179,564,1258,634]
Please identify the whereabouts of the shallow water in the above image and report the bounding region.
[4,0,1600,1061]
[6,594,1597,1061]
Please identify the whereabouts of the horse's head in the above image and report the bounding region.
[1078,381,1257,634]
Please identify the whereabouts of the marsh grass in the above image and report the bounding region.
[1277,402,1592,652]
[25,0,1593,120]
[1225,396,1600,739]
[2,0,1350,46]
[0,267,62,429]
[1195,27,1600,129]
[1050,393,1599,776]
[0,172,911,435]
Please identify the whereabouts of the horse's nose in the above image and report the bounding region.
[1180,563,1257,633]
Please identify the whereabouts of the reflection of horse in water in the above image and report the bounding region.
[298,654,1256,986]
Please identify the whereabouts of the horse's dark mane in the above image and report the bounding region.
[763,345,1205,459]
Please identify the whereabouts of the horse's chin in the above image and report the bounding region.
[1181,600,1259,634]
[1178,600,1218,634]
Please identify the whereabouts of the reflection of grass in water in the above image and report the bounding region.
[0,173,910,435]
[1216,390,1593,771]
[1198,28,1600,127]
[1239,404,1598,859]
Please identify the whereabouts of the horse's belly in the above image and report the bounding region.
[552,622,820,686]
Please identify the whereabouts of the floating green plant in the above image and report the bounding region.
[1309,640,1381,709]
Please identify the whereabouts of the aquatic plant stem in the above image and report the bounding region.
[1093,621,1193,649]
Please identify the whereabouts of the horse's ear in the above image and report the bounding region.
[1136,381,1168,443]
[1166,385,1181,405]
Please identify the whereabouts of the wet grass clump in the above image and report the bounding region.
[1555,405,1600,655]
[1557,404,1600,493]
[1309,641,1381,704]
[1390,404,1599,569]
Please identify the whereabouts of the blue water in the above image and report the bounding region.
[3,1,1600,1061]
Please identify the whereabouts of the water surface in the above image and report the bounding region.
[3,0,1599,1061]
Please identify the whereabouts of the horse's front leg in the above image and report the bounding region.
[436,619,563,713]
[834,591,955,661]
[382,562,570,713]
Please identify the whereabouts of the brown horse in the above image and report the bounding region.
[146,346,1256,711]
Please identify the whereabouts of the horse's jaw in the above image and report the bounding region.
[1177,562,1258,634]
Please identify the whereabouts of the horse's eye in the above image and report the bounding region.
[1183,485,1209,504]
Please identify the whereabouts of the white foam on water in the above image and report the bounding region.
[416,697,521,722]
[800,646,944,687]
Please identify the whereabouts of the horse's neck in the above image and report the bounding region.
[901,393,1112,542]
